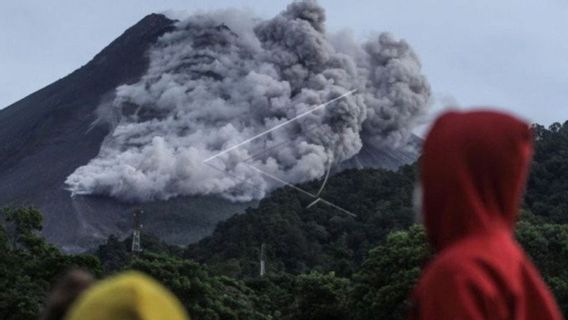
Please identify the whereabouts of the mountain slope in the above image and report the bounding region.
[0,15,178,248]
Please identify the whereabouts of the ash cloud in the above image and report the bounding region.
[66,0,431,202]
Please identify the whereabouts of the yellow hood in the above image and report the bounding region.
[65,271,189,320]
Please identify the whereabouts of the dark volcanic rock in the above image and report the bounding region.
[339,135,423,171]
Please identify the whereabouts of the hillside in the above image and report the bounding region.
[0,14,176,248]
[185,165,417,277]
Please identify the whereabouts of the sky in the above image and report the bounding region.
[1,0,567,127]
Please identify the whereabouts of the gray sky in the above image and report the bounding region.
[1,0,567,126]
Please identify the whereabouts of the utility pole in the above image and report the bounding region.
[259,243,266,277]
[131,209,143,254]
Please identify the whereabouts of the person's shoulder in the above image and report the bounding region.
[414,251,497,305]
[421,251,479,283]
[418,240,505,289]
[433,233,521,269]
[430,242,483,268]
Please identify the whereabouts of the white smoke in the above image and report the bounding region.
[66,0,431,202]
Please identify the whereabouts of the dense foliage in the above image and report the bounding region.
[516,214,568,314]
[0,121,567,319]
[0,208,100,320]
[185,165,418,278]
[526,121,568,222]
[129,252,271,320]
[350,225,429,320]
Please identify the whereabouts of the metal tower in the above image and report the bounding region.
[259,243,266,277]
[131,209,143,253]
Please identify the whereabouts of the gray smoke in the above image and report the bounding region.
[66,0,431,202]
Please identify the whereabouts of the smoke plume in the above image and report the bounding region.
[66,0,431,202]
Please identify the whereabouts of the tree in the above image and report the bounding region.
[129,252,270,320]
[516,216,568,314]
[350,225,430,320]
[0,207,100,320]
[293,272,350,320]
[3,207,43,251]
[526,121,568,222]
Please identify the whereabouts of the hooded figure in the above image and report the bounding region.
[409,111,562,319]
[65,271,189,320]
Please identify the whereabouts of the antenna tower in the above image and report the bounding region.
[259,243,266,277]
[131,209,143,253]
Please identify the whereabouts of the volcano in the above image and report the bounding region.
[0,9,425,251]
[0,14,252,251]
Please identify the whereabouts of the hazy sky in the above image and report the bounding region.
[1,0,567,126]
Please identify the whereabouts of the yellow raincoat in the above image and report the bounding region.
[65,271,189,320]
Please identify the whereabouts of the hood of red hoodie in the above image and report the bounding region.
[420,110,533,251]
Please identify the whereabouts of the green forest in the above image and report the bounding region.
[1,121,567,320]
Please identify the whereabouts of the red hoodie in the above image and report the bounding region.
[409,110,563,320]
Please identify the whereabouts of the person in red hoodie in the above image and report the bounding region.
[409,110,563,320]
